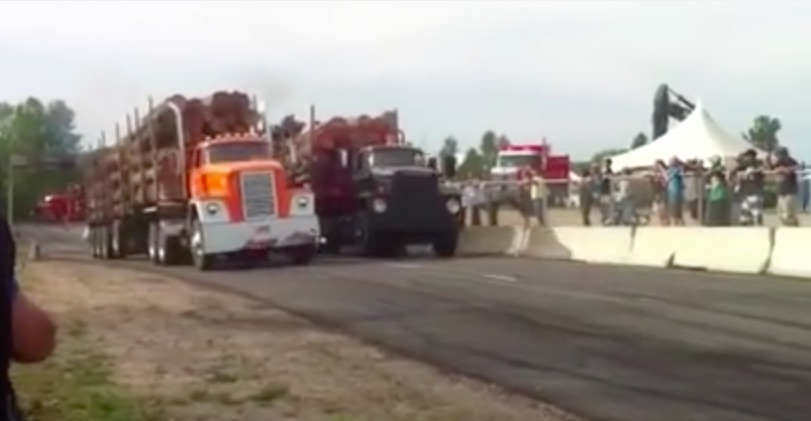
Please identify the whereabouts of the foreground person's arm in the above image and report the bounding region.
[9,276,56,364]
[1,214,57,364]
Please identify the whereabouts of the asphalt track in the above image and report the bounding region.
[19,224,811,421]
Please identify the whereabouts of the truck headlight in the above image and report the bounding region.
[446,198,460,214]
[205,202,221,215]
[372,198,387,213]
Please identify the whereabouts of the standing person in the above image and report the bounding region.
[650,160,669,226]
[578,168,595,226]
[705,156,731,226]
[597,158,614,224]
[732,149,766,226]
[527,168,548,226]
[461,178,482,226]
[770,147,800,226]
[683,161,701,222]
[662,157,685,226]
[1,215,58,421]
[800,162,810,213]
[614,168,634,225]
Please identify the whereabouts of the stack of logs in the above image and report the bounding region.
[154,91,260,150]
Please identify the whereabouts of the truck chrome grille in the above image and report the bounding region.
[240,172,276,219]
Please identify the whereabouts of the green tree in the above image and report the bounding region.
[479,130,498,170]
[496,134,511,149]
[0,97,82,216]
[43,100,82,154]
[458,147,485,179]
[439,136,458,157]
[744,115,781,152]
[570,160,590,175]
[630,132,648,149]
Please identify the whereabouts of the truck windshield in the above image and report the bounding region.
[498,154,541,168]
[371,148,424,167]
[206,141,271,164]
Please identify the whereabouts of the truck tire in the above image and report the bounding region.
[190,219,215,271]
[157,233,182,266]
[99,226,111,260]
[319,235,341,255]
[148,222,159,264]
[432,232,458,258]
[358,214,381,257]
[287,244,317,266]
[155,222,177,266]
[111,219,125,259]
[90,227,99,258]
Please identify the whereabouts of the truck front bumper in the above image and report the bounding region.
[200,215,320,255]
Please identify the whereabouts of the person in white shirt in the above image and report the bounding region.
[614,168,634,224]
[527,168,548,226]
[682,161,700,221]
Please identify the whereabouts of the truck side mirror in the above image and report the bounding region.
[427,157,438,171]
[442,155,457,179]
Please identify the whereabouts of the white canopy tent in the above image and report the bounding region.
[610,102,761,170]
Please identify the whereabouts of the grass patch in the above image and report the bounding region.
[10,317,165,421]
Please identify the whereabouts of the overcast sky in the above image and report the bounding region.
[0,0,809,160]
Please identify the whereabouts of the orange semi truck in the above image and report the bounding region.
[85,91,320,270]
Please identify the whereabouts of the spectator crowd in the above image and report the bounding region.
[459,147,810,228]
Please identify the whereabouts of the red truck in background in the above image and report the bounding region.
[35,184,86,222]
[271,107,461,257]
[489,140,571,203]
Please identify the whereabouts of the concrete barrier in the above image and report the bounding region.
[521,227,573,260]
[670,227,772,274]
[626,227,677,268]
[467,225,776,278]
[768,227,811,278]
[457,226,525,256]
[529,227,634,264]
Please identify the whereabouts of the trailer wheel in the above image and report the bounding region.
[190,219,214,271]
[99,226,111,260]
[148,222,160,264]
[110,219,125,259]
[90,227,99,258]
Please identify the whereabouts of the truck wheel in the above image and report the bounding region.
[380,237,405,258]
[288,245,317,266]
[99,226,111,260]
[361,232,380,256]
[157,232,181,266]
[190,219,215,271]
[358,214,382,257]
[155,224,169,265]
[319,236,341,255]
[111,219,125,259]
[148,222,159,264]
[90,227,99,258]
[432,232,458,258]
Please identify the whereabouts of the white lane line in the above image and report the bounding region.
[387,263,424,269]
[482,273,519,283]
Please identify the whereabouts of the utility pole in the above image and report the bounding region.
[6,154,25,226]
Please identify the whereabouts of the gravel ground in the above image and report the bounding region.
[19,261,585,421]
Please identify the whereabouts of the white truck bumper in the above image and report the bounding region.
[200,215,320,255]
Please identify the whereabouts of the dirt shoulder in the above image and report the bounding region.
[13,260,584,421]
